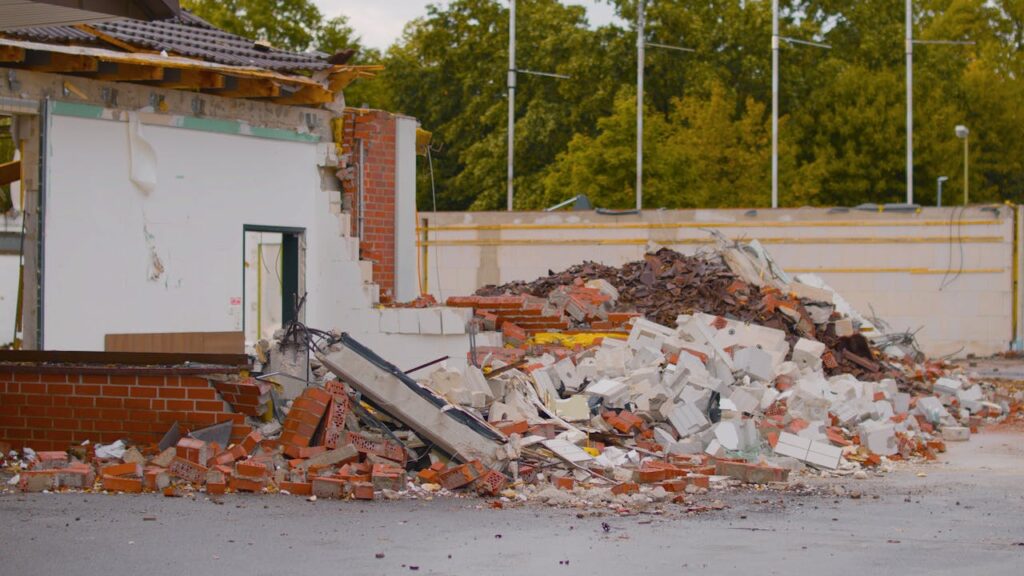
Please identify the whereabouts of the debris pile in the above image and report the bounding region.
[3,239,1022,508]
[468,245,895,381]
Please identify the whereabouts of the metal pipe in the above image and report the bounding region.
[636,0,645,212]
[937,176,947,207]
[507,0,516,212]
[906,0,914,205]
[357,139,365,239]
[771,0,779,209]
[404,355,450,375]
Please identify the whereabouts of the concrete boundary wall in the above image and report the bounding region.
[419,206,1018,358]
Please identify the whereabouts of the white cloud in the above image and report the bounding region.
[313,1,622,50]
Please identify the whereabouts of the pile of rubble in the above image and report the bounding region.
[469,244,900,381]
[3,239,1022,509]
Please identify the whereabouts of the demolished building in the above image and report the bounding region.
[2,239,1020,505]
[0,11,445,357]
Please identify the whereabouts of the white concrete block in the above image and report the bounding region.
[957,384,982,404]
[667,402,710,437]
[773,432,811,460]
[933,377,963,395]
[464,366,493,400]
[397,308,420,333]
[576,357,599,383]
[859,422,897,456]
[627,318,675,351]
[531,368,560,407]
[941,426,971,441]
[892,392,911,414]
[653,427,677,449]
[713,421,740,451]
[554,395,591,422]
[626,345,665,371]
[916,396,951,424]
[440,307,470,335]
[380,308,400,333]
[725,387,760,414]
[805,441,842,469]
[585,378,629,408]
[733,346,776,382]
[418,308,443,335]
[680,385,712,412]
[552,358,583,393]
[792,338,826,371]
[833,317,855,337]
[790,281,835,304]
[704,439,725,458]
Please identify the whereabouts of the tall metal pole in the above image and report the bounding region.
[906,0,914,205]
[771,0,779,209]
[507,0,516,212]
[636,0,645,211]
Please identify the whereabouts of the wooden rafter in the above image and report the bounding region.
[73,24,155,54]
[0,46,25,63]
[23,51,98,73]
[151,68,225,90]
[91,61,164,81]
[273,83,335,106]
[211,76,280,99]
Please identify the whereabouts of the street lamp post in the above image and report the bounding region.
[507,0,516,212]
[771,0,830,209]
[937,176,948,207]
[636,0,645,212]
[904,0,974,205]
[635,1,693,212]
[506,0,569,212]
[955,125,969,205]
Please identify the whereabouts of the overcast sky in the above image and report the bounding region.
[312,1,622,50]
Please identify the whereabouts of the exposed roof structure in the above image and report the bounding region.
[0,0,179,28]
[5,11,334,73]
[0,11,381,106]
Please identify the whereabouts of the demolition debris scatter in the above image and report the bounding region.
[2,239,1022,510]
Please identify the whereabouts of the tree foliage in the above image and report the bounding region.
[183,0,370,58]
[209,0,1024,210]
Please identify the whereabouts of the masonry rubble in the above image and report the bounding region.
[2,240,1022,510]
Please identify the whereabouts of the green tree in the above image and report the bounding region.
[183,0,368,57]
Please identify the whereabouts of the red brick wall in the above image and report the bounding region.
[0,366,248,451]
[342,109,398,303]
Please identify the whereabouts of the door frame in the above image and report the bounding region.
[242,224,305,342]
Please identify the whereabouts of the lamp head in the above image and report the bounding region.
[955,125,970,139]
[938,176,949,183]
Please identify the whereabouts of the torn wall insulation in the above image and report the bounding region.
[127,111,157,194]
[317,333,507,468]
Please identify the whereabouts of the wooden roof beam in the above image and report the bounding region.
[90,61,164,81]
[209,76,280,99]
[0,46,25,63]
[22,51,98,73]
[272,83,334,106]
[149,68,225,90]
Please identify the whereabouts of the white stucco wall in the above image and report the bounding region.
[0,252,18,346]
[42,112,366,350]
[420,207,1017,358]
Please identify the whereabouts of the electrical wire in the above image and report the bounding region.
[940,206,967,290]
[949,205,967,287]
